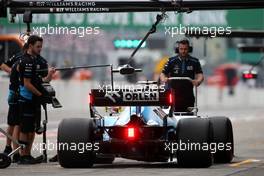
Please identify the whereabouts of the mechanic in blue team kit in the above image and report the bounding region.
[160,39,204,112]
[1,44,29,162]
[18,35,55,164]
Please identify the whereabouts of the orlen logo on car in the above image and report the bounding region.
[123,92,159,102]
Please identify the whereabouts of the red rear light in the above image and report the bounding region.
[169,93,173,105]
[126,127,138,140]
[89,94,94,105]
[128,128,135,138]
[242,71,257,79]
[244,73,253,79]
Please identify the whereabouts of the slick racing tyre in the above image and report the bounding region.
[176,118,213,168]
[209,116,234,163]
[58,118,96,168]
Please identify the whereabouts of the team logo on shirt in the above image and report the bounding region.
[173,65,180,74]
[173,65,180,70]
[187,66,193,70]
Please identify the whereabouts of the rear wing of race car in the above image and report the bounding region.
[89,89,172,106]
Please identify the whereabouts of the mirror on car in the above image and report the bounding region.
[119,64,136,75]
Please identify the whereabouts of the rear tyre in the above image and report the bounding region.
[176,118,213,168]
[209,116,234,163]
[57,118,96,168]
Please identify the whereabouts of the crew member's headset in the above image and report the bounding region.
[174,39,193,53]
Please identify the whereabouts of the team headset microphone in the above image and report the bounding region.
[174,38,193,54]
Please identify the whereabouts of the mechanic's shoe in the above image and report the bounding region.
[30,155,43,163]
[12,153,20,163]
[34,155,44,163]
[49,155,58,162]
[3,145,12,155]
[18,155,42,164]
[35,126,44,134]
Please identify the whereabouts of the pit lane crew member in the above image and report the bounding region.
[1,44,28,161]
[18,35,55,164]
[160,39,204,112]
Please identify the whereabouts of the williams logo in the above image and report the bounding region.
[104,92,121,103]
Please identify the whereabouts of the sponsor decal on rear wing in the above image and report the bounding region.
[90,89,172,106]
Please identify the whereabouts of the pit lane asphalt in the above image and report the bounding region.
[0,108,263,176]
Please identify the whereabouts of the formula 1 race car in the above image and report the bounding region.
[57,74,234,168]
